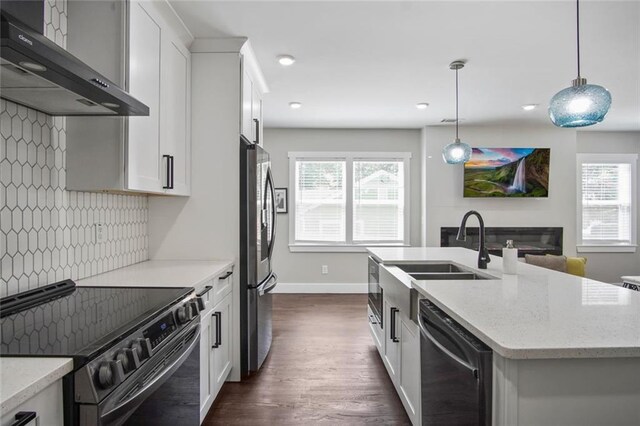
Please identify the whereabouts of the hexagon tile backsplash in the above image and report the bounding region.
[0,101,149,298]
[1,0,149,297]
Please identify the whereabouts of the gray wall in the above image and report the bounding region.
[576,131,640,283]
[421,125,578,256]
[264,128,422,284]
[0,0,148,297]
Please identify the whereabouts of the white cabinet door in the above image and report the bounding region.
[240,59,253,141]
[368,305,383,352]
[127,1,162,192]
[199,311,214,422]
[383,298,401,380]
[251,85,263,145]
[211,292,233,394]
[160,31,191,195]
[399,316,421,424]
[0,380,63,426]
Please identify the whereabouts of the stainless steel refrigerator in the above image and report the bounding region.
[240,136,278,378]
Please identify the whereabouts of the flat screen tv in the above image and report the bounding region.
[463,148,550,198]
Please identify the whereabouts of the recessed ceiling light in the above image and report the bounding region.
[416,103,429,110]
[289,102,302,109]
[522,104,538,111]
[278,55,296,66]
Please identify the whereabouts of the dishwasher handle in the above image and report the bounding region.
[418,313,477,376]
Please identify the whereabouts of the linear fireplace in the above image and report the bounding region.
[440,227,563,257]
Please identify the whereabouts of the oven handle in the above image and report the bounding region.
[418,313,476,375]
[100,322,200,423]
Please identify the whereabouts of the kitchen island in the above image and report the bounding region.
[368,247,640,426]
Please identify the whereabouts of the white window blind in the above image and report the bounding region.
[295,160,346,242]
[353,161,405,242]
[577,153,637,252]
[581,163,632,243]
[289,152,411,249]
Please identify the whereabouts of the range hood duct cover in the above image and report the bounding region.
[0,1,149,116]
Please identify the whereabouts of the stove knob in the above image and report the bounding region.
[130,341,143,360]
[97,362,115,389]
[189,300,200,316]
[176,305,189,324]
[115,349,133,373]
[185,303,196,320]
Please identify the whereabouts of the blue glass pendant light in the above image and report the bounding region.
[442,60,472,164]
[549,0,611,127]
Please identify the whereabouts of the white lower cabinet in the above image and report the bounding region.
[199,272,234,423]
[383,298,401,380]
[1,380,63,426]
[367,305,383,351]
[211,293,233,391]
[372,266,421,425]
[399,315,421,423]
[199,306,214,421]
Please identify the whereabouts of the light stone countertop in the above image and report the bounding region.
[1,260,233,414]
[0,357,73,413]
[77,259,234,291]
[369,247,640,360]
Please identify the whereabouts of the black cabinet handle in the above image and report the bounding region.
[162,155,173,189]
[390,307,399,342]
[253,118,259,144]
[220,271,233,280]
[211,311,222,348]
[170,155,174,189]
[11,411,36,426]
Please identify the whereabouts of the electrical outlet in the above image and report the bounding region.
[95,223,106,244]
[321,265,328,275]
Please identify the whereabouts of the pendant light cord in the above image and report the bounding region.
[455,67,459,140]
[576,0,581,79]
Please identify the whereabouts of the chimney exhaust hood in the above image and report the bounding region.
[0,2,149,116]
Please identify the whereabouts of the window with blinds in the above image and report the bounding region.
[577,154,638,250]
[289,152,410,247]
[295,160,346,242]
[353,161,405,242]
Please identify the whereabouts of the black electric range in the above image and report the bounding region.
[0,280,204,425]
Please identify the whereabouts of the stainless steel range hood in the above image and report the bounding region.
[0,3,149,116]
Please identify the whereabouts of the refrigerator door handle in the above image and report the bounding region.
[264,167,277,260]
[258,273,278,296]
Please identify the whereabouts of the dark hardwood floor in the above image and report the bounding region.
[203,294,411,425]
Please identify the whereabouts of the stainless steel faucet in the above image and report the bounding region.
[456,210,491,269]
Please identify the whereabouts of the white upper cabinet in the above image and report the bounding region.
[128,1,162,192]
[66,0,192,195]
[240,48,267,146]
[241,65,254,141]
[160,27,191,195]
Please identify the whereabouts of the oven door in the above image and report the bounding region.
[367,257,382,327]
[87,321,201,426]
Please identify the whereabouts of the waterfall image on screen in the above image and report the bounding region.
[463,148,550,198]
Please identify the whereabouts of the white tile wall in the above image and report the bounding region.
[0,0,149,297]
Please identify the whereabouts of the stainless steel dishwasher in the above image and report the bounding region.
[418,299,492,426]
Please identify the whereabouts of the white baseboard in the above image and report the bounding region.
[272,282,367,294]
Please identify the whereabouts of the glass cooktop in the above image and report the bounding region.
[0,282,192,367]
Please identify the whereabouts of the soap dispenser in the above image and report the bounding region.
[502,240,518,275]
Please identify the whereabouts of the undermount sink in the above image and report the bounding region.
[394,262,498,280]
[408,272,491,280]
[395,263,464,273]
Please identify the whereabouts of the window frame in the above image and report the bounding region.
[288,151,411,252]
[576,153,638,253]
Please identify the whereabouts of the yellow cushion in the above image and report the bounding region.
[565,257,587,277]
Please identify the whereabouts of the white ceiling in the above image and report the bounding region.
[170,1,640,130]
